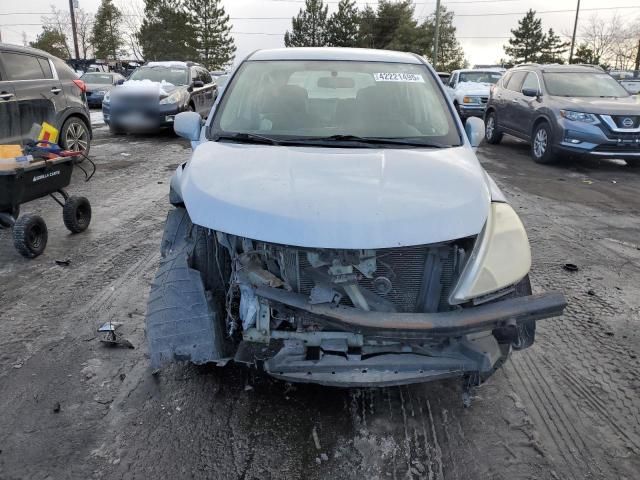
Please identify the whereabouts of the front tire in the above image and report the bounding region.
[13,214,48,258]
[531,122,558,164]
[484,111,503,144]
[63,196,92,233]
[60,117,91,155]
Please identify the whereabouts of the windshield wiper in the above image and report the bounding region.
[215,132,282,145]
[321,134,451,148]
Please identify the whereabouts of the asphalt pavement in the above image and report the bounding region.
[0,116,638,480]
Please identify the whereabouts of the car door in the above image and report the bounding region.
[0,51,66,143]
[199,69,216,116]
[491,71,511,121]
[189,67,203,114]
[446,72,457,100]
[500,71,527,134]
[512,72,540,137]
[0,58,20,144]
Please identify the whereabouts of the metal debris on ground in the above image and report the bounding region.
[55,259,71,266]
[98,321,134,349]
[563,263,579,272]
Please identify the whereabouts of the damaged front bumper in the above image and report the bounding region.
[237,286,566,387]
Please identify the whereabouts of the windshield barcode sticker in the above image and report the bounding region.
[374,73,425,83]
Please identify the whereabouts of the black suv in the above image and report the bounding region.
[484,64,640,165]
[102,61,217,134]
[0,44,92,153]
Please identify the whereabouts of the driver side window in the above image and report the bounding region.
[448,73,457,88]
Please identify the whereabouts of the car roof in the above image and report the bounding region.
[247,47,422,64]
[0,42,57,59]
[514,64,605,74]
[452,68,504,74]
[145,61,199,68]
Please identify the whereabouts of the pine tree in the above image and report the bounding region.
[572,43,600,65]
[284,0,328,47]
[504,9,546,64]
[357,5,377,48]
[421,5,466,71]
[30,27,69,59]
[138,0,198,61]
[184,0,235,69]
[326,0,359,47]
[539,28,569,64]
[91,0,123,60]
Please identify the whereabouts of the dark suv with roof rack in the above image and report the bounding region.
[0,43,92,153]
[484,64,640,166]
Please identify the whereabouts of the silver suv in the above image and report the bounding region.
[484,64,640,166]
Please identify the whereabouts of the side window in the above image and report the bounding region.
[37,58,53,79]
[505,71,527,92]
[500,71,512,88]
[448,73,457,87]
[201,69,212,84]
[2,52,46,80]
[190,67,199,84]
[521,72,539,92]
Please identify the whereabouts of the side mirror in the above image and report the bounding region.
[174,111,202,141]
[192,80,205,88]
[522,87,539,97]
[116,79,125,85]
[465,117,484,150]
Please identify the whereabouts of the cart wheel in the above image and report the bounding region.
[13,214,48,258]
[63,196,92,233]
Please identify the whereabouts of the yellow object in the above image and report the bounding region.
[37,122,59,144]
[0,145,23,159]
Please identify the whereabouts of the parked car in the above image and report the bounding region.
[437,71,450,84]
[146,47,566,393]
[446,69,504,121]
[209,70,227,83]
[80,72,126,107]
[609,70,640,94]
[485,64,640,165]
[102,61,217,134]
[0,43,92,153]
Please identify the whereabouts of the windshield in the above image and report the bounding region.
[543,72,630,97]
[211,60,460,147]
[81,73,112,85]
[129,66,188,85]
[458,71,502,84]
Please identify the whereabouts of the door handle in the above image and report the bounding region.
[51,87,62,94]
[0,92,14,100]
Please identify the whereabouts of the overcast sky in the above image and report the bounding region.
[1,0,639,66]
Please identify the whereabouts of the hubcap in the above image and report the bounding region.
[533,128,547,158]
[486,116,495,139]
[29,225,42,248]
[65,122,88,152]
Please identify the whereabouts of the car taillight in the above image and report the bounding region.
[73,79,86,92]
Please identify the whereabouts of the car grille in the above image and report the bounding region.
[110,94,159,117]
[597,131,640,152]
[273,244,460,313]
[481,97,488,104]
[610,115,640,129]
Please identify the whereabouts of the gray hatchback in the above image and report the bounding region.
[484,64,640,166]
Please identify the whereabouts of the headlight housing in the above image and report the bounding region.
[560,110,597,123]
[449,202,531,304]
[463,96,482,104]
[96,90,107,96]
[160,90,186,105]
[103,91,111,104]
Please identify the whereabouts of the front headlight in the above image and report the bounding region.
[160,90,186,105]
[449,202,531,304]
[560,110,597,123]
[103,91,111,104]
[96,90,107,96]
[463,96,482,104]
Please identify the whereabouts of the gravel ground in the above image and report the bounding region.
[0,118,639,480]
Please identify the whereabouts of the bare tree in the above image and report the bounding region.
[41,5,72,58]
[75,9,94,59]
[115,0,145,60]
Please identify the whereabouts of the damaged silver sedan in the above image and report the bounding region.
[146,48,566,395]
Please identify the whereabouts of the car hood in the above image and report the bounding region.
[551,95,640,115]
[111,79,180,97]
[181,142,491,249]
[85,83,113,93]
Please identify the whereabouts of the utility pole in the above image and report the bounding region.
[432,0,441,70]
[68,0,80,60]
[569,0,581,64]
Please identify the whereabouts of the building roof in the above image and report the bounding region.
[247,47,423,64]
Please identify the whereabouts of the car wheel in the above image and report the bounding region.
[531,122,557,164]
[13,214,48,258]
[626,159,640,168]
[60,117,90,155]
[109,123,124,135]
[62,196,92,233]
[484,111,503,144]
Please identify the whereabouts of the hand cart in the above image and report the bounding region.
[0,155,93,258]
